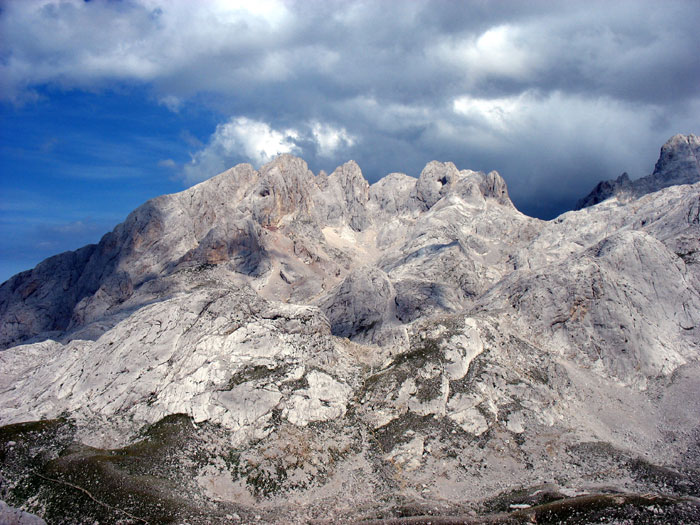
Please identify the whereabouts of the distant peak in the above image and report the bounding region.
[653,133,700,179]
[329,159,364,181]
[616,172,630,183]
[260,153,311,173]
[413,161,461,209]
[576,133,700,210]
[665,133,698,146]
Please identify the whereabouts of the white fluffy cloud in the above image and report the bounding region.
[182,117,299,183]
[2,0,699,217]
[0,0,293,100]
[225,118,300,166]
[431,25,537,85]
[182,117,356,183]
[311,122,356,158]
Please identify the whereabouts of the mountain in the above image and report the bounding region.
[575,133,700,209]
[1,139,699,524]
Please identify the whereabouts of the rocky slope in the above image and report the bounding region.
[1,136,699,523]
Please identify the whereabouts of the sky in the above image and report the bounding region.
[1,0,700,283]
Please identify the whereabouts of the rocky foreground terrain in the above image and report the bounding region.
[1,135,699,524]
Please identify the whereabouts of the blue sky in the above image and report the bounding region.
[1,0,700,283]
[0,87,213,279]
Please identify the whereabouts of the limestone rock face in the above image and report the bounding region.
[477,170,512,206]
[0,501,46,525]
[477,229,700,384]
[313,160,371,231]
[246,154,316,227]
[412,161,461,209]
[652,133,700,185]
[368,172,417,216]
[321,266,396,340]
[180,219,268,274]
[0,154,524,350]
[1,136,700,523]
[576,133,700,209]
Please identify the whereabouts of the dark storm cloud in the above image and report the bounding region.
[2,0,699,218]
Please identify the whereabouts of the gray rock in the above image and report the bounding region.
[0,501,46,525]
[321,266,397,341]
[313,160,371,231]
[411,160,460,209]
[179,219,268,275]
[477,229,700,384]
[245,154,316,227]
[368,172,417,216]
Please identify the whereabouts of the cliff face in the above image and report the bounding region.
[1,138,699,523]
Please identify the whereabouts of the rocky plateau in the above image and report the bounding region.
[1,135,699,524]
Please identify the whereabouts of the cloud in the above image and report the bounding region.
[446,90,666,200]
[452,93,527,133]
[182,117,357,182]
[3,1,698,114]
[1,0,699,218]
[0,0,293,100]
[3,1,699,106]
[182,117,300,183]
[431,24,538,86]
[223,117,300,165]
[158,95,183,112]
[311,122,356,158]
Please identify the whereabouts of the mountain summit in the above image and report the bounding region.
[1,137,699,523]
[576,133,700,209]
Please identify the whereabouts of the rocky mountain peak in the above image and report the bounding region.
[576,133,700,209]
[0,154,516,350]
[413,160,461,209]
[249,154,316,227]
[477,170,512,207]
[652,133,700,183]
[328,159,366,188]
[314,160,371,231]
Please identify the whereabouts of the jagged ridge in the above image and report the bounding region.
[0,157,513,349]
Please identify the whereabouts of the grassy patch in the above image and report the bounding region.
[413,375,443,402]
[223,364,285,390]
[373,414,435,452]
[568,440,700,497]
[509,492,697,524]
[627,457,700,497]
[0,414,231,524]
[392,338,443,369]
